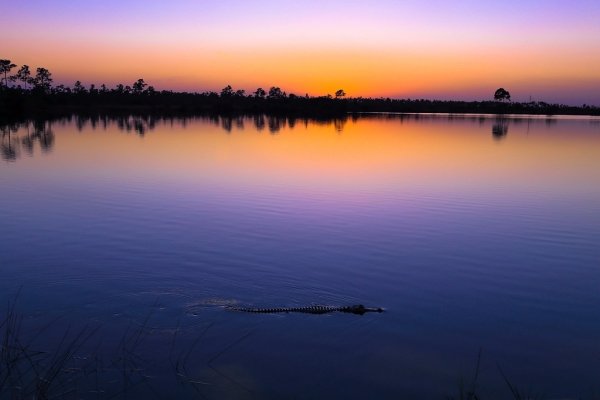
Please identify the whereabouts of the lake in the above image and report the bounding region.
[1,113,600,399]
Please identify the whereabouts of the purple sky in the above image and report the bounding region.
[3,0,600,104]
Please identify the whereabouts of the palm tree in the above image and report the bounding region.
[0,59,17,87]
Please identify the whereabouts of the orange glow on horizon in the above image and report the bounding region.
[3,1,600,104]
[7,42,600,102]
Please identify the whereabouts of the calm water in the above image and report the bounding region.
[1,114,600,399]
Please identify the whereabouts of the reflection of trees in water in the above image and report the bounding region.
[38,129,55,152]
[21,131,35,155]
[1,120,55,162]
[1,123,20,161]
[334,119,346,133]
[492,119,509,140]
[219,116,245,133]
[235,116,245,130]
[253,114,265,131]
[110,115,158,136]
[221,116,232,133]
[204,115,347,135]
[174,114,348,135]
[10,113,598,162]
[267,116,285,134]
[2,113,355,161]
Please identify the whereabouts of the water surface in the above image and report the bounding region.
[1,114,600,399]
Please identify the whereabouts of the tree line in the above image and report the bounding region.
[1,60,53,92]
[0,59,349,100]
[1,58,598,118]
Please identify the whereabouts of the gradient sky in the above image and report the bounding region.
[3,0,600,104]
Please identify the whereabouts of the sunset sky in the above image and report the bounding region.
[3,0,600,105]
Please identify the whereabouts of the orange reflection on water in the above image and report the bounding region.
[8,116,600,199]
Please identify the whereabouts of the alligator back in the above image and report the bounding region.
[227,304,384,315]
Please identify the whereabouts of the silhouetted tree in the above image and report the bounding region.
[335,89,346,99]
[115,84,125,94]
[33,67,53,92]
[73,80,86,94]
[132,78,147,94]
[221,85,233,97]
[0,59,17,87]
[100,84,108,93]
[268,86,284,99]
[53,84,68,94]
[494,88,511,102]
[235,89,246,97]
[254,88,266,99]
[145,85,156,95]
[13,65,32,89]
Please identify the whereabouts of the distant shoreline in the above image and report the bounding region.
[2,87,599,121]
[353,111,600,120]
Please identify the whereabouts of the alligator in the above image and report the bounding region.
[226,304,384,315]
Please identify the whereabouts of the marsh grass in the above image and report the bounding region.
[497,365,545,400]
[4,295,593,400]
[447,349,551,400]
[447,349,483,400]
[0,294,162,399]
[0,295,258,400]
[1,293,98,400]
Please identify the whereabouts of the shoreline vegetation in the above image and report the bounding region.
[1,60,599,120]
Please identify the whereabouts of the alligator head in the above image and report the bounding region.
[342,304,385,315]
